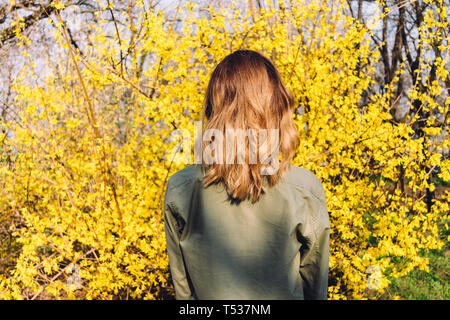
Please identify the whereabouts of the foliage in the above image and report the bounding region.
[0,0,448,299]
[376,218,449,300]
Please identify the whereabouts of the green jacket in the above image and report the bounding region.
[163,164,330,300]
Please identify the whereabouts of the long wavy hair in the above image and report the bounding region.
[201,50,299,202]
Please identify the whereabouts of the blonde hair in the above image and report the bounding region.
[201,50,299,202]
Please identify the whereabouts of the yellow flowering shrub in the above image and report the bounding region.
[0,0,447,299]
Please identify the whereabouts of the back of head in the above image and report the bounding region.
[201,50,299,202]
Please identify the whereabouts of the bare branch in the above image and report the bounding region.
[0,2,57,47]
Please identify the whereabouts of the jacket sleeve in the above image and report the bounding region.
[298,187,330,300]
[163,187,195,300]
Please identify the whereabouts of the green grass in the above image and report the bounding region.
[377,216,449,300]
[379,247,449,300]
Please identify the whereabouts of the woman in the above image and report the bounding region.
[164,50,330,300]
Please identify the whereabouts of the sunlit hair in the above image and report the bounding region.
[201,50,299,203]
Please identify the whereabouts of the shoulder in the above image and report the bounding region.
[283,165,330,231]
[164,165,203,220]
[166,164,203,191]
[284,165,326,202]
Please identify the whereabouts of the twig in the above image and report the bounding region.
[54,9,124,232]
[106,0,123,75]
